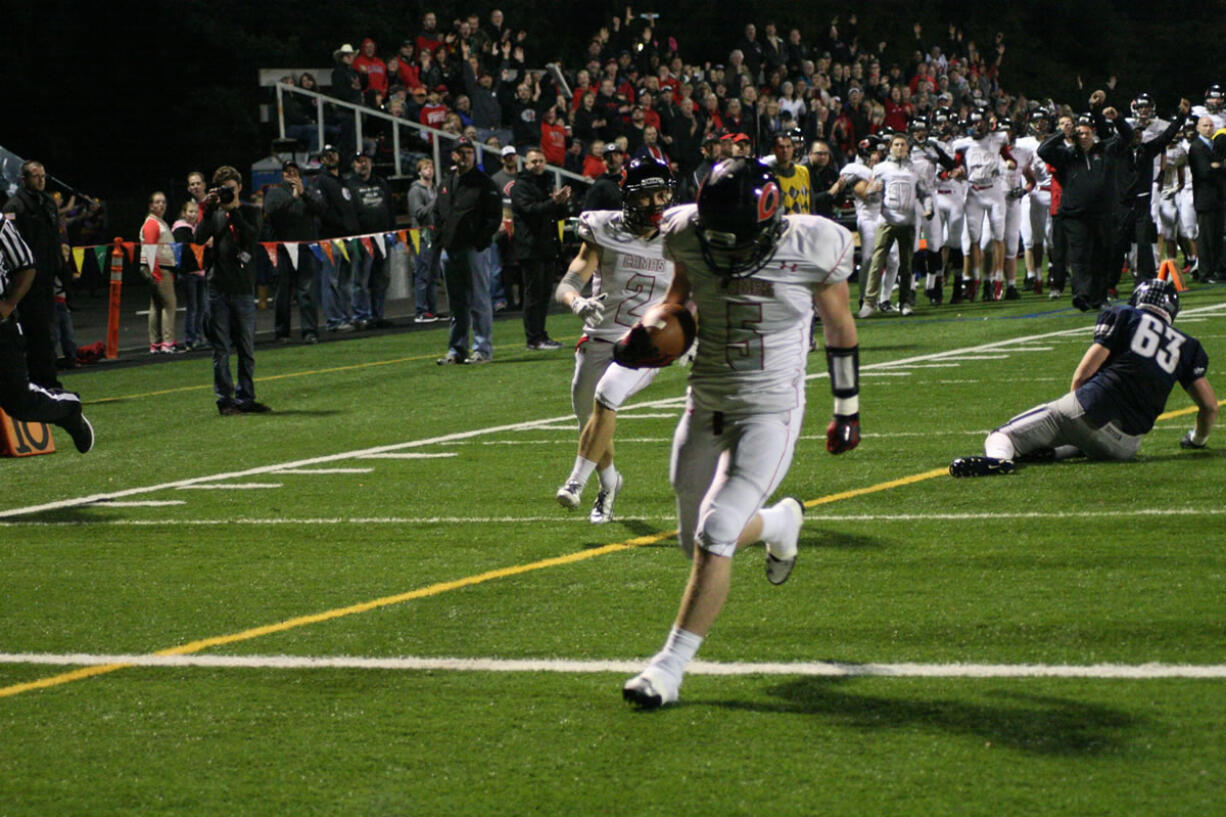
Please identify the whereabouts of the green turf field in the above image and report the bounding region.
[2,286,1225,816]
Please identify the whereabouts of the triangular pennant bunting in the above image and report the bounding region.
[285,243,300,270]
[93,246,108,271]
[122,242,136,262]
[308,243,325,263]
[171,243,183,266]
[360,236,375,258]
[408,229,419,255]
[373,233,386,258]
[141,242,158,268]
[321,241,335,264]
[261,242,279,266]
[191,244,206,269]
[333,239,349,263]
[72,247,85,274]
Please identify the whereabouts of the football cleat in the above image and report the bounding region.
[900,303,915,316]
[1004,285,1020,300]
[556,480,583,509]
[1048,288,1063,301]
[965,278,979,302]
[948,456,1016,477]
[856,303,875,319]
[765,497,805,586]
[63,408,94,454]
[622,665,680,709]
[877,300,897,314]
[589,472,623,524]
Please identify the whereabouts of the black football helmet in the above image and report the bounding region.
[1132,93,1154,119]
[967,107,990,136]
[695,158,784,279]
[856,134,882,159]
[621,158,676,234]
[1129,278,1180,322]
[907,116,929,137]
[1206,84,1224,112]
[1028,108,1051,135]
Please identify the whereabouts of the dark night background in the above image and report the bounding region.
[5,0,1224,233]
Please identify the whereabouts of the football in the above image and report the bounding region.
[613,303,697,368]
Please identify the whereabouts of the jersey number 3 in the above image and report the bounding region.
[1131,313,1185,374]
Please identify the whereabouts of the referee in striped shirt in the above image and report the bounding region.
[0,217,94,452]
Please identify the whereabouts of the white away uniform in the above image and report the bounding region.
[570,210,674,425]
[934,137,967,252]
[662,206,855,556]
[1016,134,1052,251]
[953,131,1010,243]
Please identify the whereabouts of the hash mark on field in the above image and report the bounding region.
[2,652,1224,680]
[175,483,283,490]
[88,500,187,507]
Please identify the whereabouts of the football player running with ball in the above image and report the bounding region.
[950,278,1217,476]
[554,159,677,523]
[620,158,861,709]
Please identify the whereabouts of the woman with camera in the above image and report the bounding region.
[140,191,178,353]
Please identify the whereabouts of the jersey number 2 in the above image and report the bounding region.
[614,273,657,327]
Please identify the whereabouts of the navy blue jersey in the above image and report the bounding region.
[1075,305,1209,435]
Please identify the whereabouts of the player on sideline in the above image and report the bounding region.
[554,159,677,523]
[949,278,1216,477]
[621,158,861,709]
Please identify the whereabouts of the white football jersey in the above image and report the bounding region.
[1015,135,1052,187]
[576,210,675,342]
[1002,138,1032,191]
[934,138,967,194]
[952,131,1008,186]
[663,205,855,413]
[1159,141,1188,196]
[842,159,881,221]
[1189,106,1226,131]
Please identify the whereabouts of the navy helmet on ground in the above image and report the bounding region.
[1129,278,1180,323]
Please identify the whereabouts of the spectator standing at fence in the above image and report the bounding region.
[264,161,321,344]
[348,154,396,328]
[353,38,388,104]
[434,138,502,364]
[512,147,570,350]
[140,191,178,353]
[330,44,361,156]
[2,160,63,389]
[583,144,624,211]
[315,145,360,332]
[196,166,267,415]
[408,157,441,323]
[491,146,521,310]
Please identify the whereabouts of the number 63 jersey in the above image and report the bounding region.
[663,206,856,414]
[576,210,674,342]
[1076,305,1209,435]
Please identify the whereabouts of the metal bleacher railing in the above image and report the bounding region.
[272,82,592,189]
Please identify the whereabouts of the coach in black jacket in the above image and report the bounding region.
[2,160,63,388]
[1189,116,1226,284]
[1038,106,1131,310]
[433,138,502,364]
[512,147,572,350]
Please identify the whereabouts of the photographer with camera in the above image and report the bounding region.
[195,166,268,415]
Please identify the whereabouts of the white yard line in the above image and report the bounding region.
[4,507,1219,527]
[86,500,186,507]
[175,483,284,490]
[1,651,1222,679]
[5,310,1219,521]
[358,452,458,459]
[270,468,374,475]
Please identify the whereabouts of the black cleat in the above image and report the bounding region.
[63,408,94,454]
[949,456,1015,478]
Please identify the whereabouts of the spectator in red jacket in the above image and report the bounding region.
[540,106,568,166]
[388,41,420,90]
[353,38,388,100]
[416,11,444,58]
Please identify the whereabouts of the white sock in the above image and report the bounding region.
[567,456,598,487]
[984,431,1015,461]
[651,626,703,678]
[598,464,619,492]
[758,504,789,550]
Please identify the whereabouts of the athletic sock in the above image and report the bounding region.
[984,431,1015,461]
[758,502,791,552]
[651,626,703,679]
[567,456,598,488]
[598,464,619,492]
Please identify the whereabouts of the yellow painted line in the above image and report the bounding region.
[1156,398,1225,421]
[0,468,932,700]
[804,468,948,508]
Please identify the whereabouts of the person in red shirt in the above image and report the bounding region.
[581,140,607,178]
[353,38,388,100]
[415,11,444,59]
[387,41,420,90]
[540,106,568,166]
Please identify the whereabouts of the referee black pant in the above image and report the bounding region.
[0,318,81,426]
[16,274,60,390]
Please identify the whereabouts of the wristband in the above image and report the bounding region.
[826,345,860,416]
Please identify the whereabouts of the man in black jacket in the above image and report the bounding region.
[512,147,572,350]
[316,145,360,332]
[433,138,502,364]
[582,144,624,212]
[347,154,397,328]
[196,166,267,415]
[2,161,63,389]
[1189,116,1226,284]
[264,161,323,343]
[1038,101,1131,311]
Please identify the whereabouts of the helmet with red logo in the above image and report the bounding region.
[621,158,676,234]
[695,158,783,278]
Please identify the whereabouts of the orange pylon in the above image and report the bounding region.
[1157,258,1188,292]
